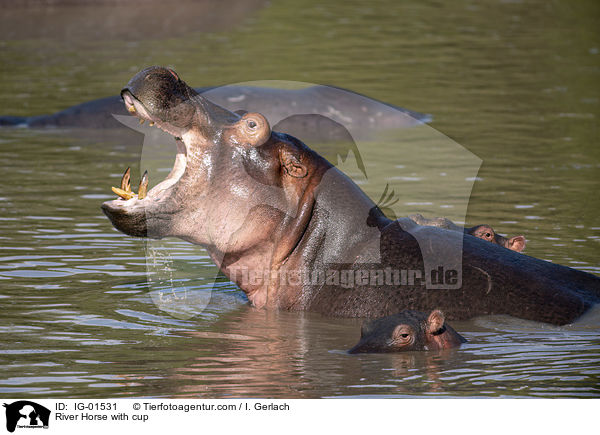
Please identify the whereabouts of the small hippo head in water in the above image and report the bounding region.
[348,309,466,353]
[407,214,526,253]
[467,225,526,253]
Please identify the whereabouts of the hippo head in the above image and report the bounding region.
[104,66,297,236]
[102,67,335,306]
[119,66,271,146]
[348,309,466,353]
[468,224,526,252]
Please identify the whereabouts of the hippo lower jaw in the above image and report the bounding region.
[101,120,189,239]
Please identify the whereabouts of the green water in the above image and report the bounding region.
[0,0,598,398]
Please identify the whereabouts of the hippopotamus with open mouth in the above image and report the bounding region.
[102,66,600,325]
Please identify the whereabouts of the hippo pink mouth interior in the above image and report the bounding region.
[110,92,189,203]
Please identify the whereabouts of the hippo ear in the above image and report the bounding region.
[508,235,526,252]
[280,148,308,178]
[167,68,180,81]
[427,309,445,334]
[232,112,271,148]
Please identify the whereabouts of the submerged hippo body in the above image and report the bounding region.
[408,213,526,252]
[0,84,430,134]
[101,66,600,325]
[349,310,466,353]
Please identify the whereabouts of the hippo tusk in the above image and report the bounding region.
[111,186,135,200]
[120,167,131,192]
[112,167,136,199]
[138,170,148,200]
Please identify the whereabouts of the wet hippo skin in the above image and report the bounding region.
[349,310,466,353]
[101,66,600,325]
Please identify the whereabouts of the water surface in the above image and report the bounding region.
[0,0,598,398]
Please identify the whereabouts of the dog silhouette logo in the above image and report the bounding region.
[3,401,50,433]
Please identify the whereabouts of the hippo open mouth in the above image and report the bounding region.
[100,98,189,237]
[101,65,272,240]
[100,69,199,238]
[111,91,188,201]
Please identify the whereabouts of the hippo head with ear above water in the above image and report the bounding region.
[102,66,336,309]
[467,225,526,253]
[102,66,600,325]
[407,214,526,253]
[349,309,466,353]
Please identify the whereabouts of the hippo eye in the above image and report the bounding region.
[393,325,413,343]
[485,232,491,238]
[247,120,257,129]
